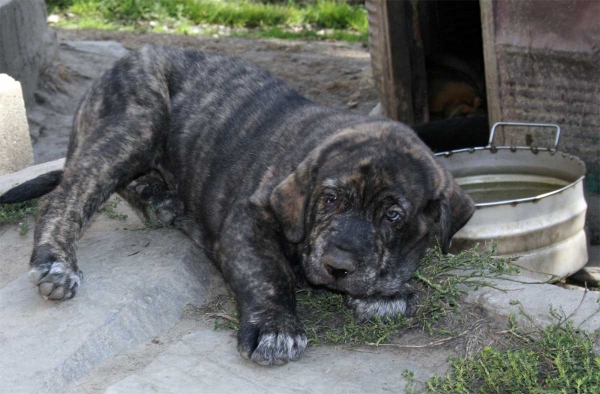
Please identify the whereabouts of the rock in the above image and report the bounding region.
[0,74,35,175]
[104,327,447,394]
[28,41,130,164]
[570,245,600,286]
[461,277,600,332]
[0,161,222,393]
[0,0,57,107]
[60,40,130,59]
[0,158,64,195]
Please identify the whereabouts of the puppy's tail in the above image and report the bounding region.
[0,170,63,204]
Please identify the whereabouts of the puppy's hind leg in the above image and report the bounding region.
[31,120,168,301]
[29,46,171,300]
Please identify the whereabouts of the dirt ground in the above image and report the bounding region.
[30,29,379,163]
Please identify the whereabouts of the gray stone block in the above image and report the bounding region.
[0,74,34,175]
[104,327,448,394]
[0,0,57,107]
[0,158,64,195]
[461,278,600,332]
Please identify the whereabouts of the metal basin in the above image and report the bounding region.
[436,122,588,279]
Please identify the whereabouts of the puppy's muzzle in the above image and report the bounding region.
[322,246,357,280]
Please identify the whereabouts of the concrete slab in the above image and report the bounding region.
[0,193,222,393]
[0,0,57,107]
[0,158,65,195]
[0,74,35,175]
[462,277,600,331]
[103,326,445,394]
[28,40,130,164]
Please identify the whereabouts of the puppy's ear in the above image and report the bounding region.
[438,180,475,254]
[270,157,314,244]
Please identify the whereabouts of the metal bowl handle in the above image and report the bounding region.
[488,122,561,150]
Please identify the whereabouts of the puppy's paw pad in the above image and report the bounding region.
[29,262,82,301]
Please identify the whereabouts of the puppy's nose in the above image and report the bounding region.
[323,247,357,279]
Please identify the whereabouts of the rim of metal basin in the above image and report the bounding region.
[434,122,586,208]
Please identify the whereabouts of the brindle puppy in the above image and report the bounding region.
[0,46,474,366]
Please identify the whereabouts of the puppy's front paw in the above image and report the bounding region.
[29,261,82,301]
[345,293,418,323]
[237,309,307,366]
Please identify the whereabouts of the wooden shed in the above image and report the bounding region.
[367,0,600,243]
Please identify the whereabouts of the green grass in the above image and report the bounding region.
[230,26,367,43]
[98,198,128,221]
[295,244,522,346]
[405,322,600,394]
[0,200,39,236]
[205,244,524,347]
[46,0,369,43]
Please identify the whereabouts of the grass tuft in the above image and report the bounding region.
[405,322,600,393]
[208,244,522,347]
[0,199,39,227]
[98,198,128,221]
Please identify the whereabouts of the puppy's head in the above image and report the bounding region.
[270,122,474,321]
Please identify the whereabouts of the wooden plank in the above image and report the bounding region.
[479,0,502,137]
[367,0,428,124]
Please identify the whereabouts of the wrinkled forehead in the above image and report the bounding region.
[316,156,433,211]
[314,130,444,201]
[320,175,413,211]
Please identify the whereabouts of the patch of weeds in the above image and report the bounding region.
[412,244,520,334]
[18,220,32,236]
[98,198,128,221]
[405,322,600,393]
[297,290,408,346]
[296,243,520,346]
[0,199,39,227]
[204,244,523,347]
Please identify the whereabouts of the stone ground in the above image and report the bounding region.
[1,31,599,393]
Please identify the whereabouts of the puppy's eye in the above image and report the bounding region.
[385,208,401,222]
[324,193,338,205]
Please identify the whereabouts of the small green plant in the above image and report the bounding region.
[18,220,32,236]
[297,290,409,346]
[98,198,128,221]
[405,322,600,393]
[412,244,521,334]
[0,199,39,226]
